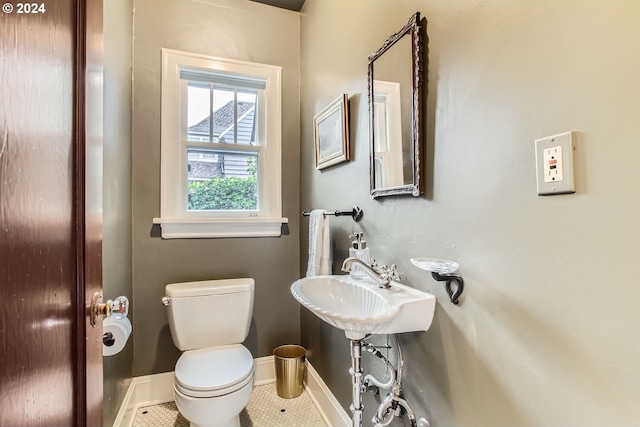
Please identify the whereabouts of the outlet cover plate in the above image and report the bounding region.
[535,131,576,195]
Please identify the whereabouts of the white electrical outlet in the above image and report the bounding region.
[543,145,563,183]
[535,132,576,195]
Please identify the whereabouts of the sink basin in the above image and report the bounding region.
[291,275,436,340]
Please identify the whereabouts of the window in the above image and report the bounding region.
[154,49,287,238]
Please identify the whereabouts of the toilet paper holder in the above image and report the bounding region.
[90,292,129,327]
[102,315,133,356]
[103,332,116,347]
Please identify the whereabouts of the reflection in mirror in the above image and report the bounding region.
[368,12,424,198]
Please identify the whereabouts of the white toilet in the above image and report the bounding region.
[163,278,255,427]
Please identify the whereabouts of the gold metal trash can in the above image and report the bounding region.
[273,345,306,398]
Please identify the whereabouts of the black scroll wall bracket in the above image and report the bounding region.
[431,272,464,305]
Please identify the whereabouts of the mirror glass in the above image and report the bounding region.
[368,12,424,198]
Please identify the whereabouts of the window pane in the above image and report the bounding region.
[214,88,258,145]
[187,148,258,211]
[236,90,257,145]
[185,83,259,145]
[211,87,235,143]
[187,83,211,142]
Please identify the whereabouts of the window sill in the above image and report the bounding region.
[152,217,288,239]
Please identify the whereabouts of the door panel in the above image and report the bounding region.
[0,1,76,425]
[82,0,104,425]
[0,0,103,425]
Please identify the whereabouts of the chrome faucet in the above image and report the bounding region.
[341,257,400,288]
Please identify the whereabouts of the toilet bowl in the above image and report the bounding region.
[174,345,254,427]
[163,279,256,427]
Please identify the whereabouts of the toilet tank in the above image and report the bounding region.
[164,278,255,351]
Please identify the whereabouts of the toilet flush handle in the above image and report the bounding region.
[90,292,129,328]
[161,297,170,306]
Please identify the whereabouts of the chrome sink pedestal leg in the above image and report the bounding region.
[349,339,365,427]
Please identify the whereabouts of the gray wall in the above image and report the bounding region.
[131,0,301,376]
[103,0,134,425]
[300,1,640,426]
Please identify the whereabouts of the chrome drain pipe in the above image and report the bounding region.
[349,336,430,427]
[363,342,396,391]
[370,335,426,427]
[349,339,365,427]
[374,394,417,427]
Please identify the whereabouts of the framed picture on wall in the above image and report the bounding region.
[313,94,350,169]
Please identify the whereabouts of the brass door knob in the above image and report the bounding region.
[90,292,129,327]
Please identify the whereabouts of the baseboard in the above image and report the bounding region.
[112,356,350,427]
[112,371,174,427]
[253,355,276,385]
[303,360,351,427]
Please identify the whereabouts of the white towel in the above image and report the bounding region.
[306,209,332,277]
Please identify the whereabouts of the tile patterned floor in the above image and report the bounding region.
[134,402,188,427]
[133,383,328,427]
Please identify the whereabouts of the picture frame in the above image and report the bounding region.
[313,94,350,169]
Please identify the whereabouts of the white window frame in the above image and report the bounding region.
[154,48,287,238]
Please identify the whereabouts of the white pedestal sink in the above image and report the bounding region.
[291,275,436,340]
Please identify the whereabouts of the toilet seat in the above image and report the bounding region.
[174,344,254,398]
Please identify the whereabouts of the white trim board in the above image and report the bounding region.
[112,356,350,427]
[304,360,351,427]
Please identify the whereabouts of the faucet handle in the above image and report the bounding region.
[379,264,400,282]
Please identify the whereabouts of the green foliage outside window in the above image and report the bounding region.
[188,176,257,210]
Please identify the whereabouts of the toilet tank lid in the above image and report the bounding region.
[165,278,254,298]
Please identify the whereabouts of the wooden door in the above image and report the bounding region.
[0,0,103,425]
